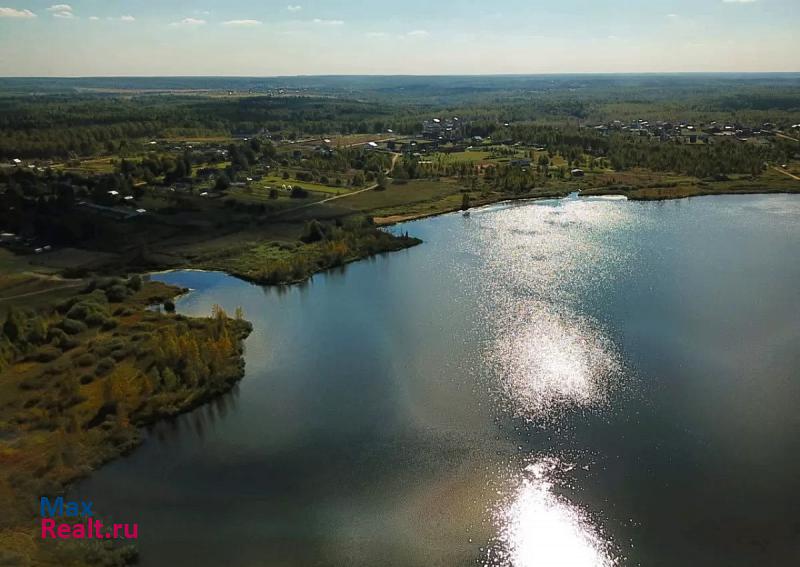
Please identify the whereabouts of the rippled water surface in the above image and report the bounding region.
[77,194,800,566]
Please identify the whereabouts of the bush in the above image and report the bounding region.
[66,303,90,320]
[76,352,96,367]
[290,186,309,199]
[105,285,130,303]
[66,293,110,324]
[111,347,130,361]
[92,339,124,358]
[60,337,80,351]
[127,274,142,291]
[48,327,67,345]
[46,359,71,375]
[85,311,110,327]
[95,357,115,376]
[163,300,176,313]
[33,346,62,363]
[300,220,328,243]
[60,319,88,335]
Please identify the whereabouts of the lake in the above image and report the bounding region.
[76,194,800,566]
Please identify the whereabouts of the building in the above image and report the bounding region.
[422,117,465,141]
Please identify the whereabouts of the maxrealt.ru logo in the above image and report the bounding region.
[40,497,138,540]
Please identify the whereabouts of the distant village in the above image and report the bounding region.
[584,119,799,145]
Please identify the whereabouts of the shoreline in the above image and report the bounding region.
[579,185,800,202]
[156,187,800,288]
[373,189,574,226]
[373,185,800,227]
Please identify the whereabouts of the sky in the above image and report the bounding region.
[0,0,798,76]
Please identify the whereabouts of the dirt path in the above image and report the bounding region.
[267,152,401,219]
[0,282,82,302]
[775,132,800,143]
[772,167,800,181]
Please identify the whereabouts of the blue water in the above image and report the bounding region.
[77,194,800,566]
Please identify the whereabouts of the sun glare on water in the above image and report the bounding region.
[490,302,621,420]
[475,198,629,421]
[488,459,618,567]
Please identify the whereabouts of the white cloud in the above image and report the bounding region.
[366,31,388,38]
[722,0,757,3]
[287,4,301,11]
[170,17,206,26]
[313,18,343,25]
[407,29,429,36]
[120,15,135,22]
[47,3,74,18]
[88,15,98,20]
[0,7,36,18]
[222,19,262,26]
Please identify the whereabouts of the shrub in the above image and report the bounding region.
[60,319,88,335]
[33,346,62,363]
[76,352,96,367]
[45,359,71,374]
[290,186,309,199]
[127,274,142,291]
[92,339,124,358]
[66,303,91,320]
[60,337,80,351]
[48,327,67,345]
[19,374,48,391]
[105,285,130,303]
[95,357,115,376]
[300,220,328,243]
[111,347,129,361]
[85,311,110,327]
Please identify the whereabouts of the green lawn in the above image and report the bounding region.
[54,157,117,174]
[338,179,465,214]
[256,175,360,195]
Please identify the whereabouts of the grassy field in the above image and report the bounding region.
[431,150,493,164]
[254,175,359,195]
[340,179,465,214]
[0,248,43,274]
[54,157,117,174]
[581,166,800,200]
[196,221,421,285]
[224,185,326,206]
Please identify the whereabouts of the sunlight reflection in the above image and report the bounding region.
[489,458,617,567]
[477,197,628,421]
[488,302,621,421]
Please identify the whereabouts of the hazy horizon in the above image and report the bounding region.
[3,72,800,79]
[1,0,798,76]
